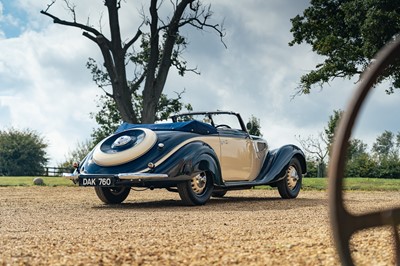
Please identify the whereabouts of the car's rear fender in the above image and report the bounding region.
[154,141,223,185]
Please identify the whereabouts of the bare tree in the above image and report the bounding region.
[296,133,329,177]
[41,0,225,123]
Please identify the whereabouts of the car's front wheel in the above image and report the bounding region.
[94,186,131,204]
[277,157,302,199]
[177,171,213,206]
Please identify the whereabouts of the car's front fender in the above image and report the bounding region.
[257,144,306,184]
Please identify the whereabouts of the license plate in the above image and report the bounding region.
[79,177,114,187]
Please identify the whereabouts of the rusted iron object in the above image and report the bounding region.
[328,38,400,266]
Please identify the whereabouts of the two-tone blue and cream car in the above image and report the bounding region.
[67,111,306,206]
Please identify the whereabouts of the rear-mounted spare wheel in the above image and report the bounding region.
[93,128,157,166]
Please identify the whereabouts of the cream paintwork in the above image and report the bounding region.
[132,136,221,174]
[93,128,157,167]
[134,135,267,182]
[92,131,268,182]
[216,137,265,181]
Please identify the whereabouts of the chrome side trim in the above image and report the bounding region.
[63,172,168,181]
[138,136,220,173]
[118,173,168,180]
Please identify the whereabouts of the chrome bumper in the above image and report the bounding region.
[63,172,169,185]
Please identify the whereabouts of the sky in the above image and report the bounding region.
[0,0,399,166]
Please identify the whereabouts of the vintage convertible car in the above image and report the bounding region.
[66,111,306,206]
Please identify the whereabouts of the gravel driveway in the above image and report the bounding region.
[0,187,398,265]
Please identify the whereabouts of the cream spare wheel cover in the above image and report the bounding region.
[93,128,157,166]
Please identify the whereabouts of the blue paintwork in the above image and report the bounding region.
[77,119,306,189]
[116,120,218,135]
[80,130,206,175]
[259,145,306,181]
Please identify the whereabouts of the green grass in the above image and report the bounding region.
[0,176,399,191]
[303,177,400,191]
[0,176,74,187]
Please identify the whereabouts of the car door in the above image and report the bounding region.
[218,130,259,181]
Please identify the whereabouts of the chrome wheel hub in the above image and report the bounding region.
[191,172,207,195]
[110,187,126,195]
[287,166,299,190]
[111,135,133,148]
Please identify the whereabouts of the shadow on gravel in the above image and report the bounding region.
[92,196,326,212]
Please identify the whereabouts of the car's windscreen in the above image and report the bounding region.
[211,114,243,131]
[174,113,243,131]
[174,114,211,124]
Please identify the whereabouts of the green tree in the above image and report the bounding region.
[42,0,224,124]
[91,91,193,145]
[305,159,318,177]
[345,139,376,177]
[375,155,400,178]
[91,95,122,144]
[289,0,400,94]
[246,115,262,137]
[372,130,397,158]
[371,130,400,178]
[59,139,94,169]
[324,109,343,156]
[347,138,368,160]
[345,153,377,177]
[0,128,48,176]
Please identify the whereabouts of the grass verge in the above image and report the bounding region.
[0,177,399,191]
[303,177,400,191]
[0,176,74,187]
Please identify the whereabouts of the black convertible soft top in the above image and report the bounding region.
[115,120,218,135]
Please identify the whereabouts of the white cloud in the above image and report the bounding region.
[0,24,101,164]
[1,0,399,166]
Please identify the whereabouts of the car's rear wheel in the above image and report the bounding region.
[177,171,213,206]
[277,157,302,199]
[94,186,131,204]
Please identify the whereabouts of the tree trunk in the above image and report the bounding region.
[141,0,194,123]
[105,0,138,124]
[41,0,220,125]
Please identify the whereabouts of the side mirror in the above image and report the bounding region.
[246,122,252,130]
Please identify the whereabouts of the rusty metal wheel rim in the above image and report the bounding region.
[328,39,400,265]
[287,165,299,190]
[191,172,207,195]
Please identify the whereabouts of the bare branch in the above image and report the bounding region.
[169,0,177,11]
[123,28,143,53]
[130,70,147,93]
[296,134,329,162]
[174,3,227,48]
[98,11,104,33]
[82,31,97,42]
[100,86,114,98]
[185,17,227,48]
[63,0,77,22]
[189,1,197,12]
[43,0,56,13]
[40,9,106,44]
[185,67,200,75]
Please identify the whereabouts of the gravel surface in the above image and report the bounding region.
[0,187,399,265]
